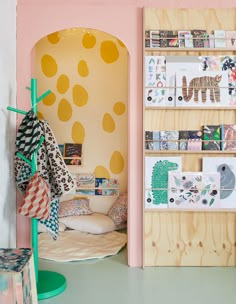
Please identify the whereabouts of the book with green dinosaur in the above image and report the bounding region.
[145,156,182,208]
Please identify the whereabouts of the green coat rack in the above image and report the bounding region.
[7,78,66,300]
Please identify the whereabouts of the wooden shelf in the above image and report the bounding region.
[143,7,236,267]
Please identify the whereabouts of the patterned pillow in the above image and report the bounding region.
[59,198,92,218]
[107,193,128,226]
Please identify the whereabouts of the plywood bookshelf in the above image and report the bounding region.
[143,8,236,266]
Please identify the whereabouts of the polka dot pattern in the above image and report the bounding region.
[41,54,58,77]
[100,40,119,63]
[36,28,128,195]
[57,74,70,94]
[78,60,89,77]
[102,113,115,133]
[73,84,88,107]
[72,122,85,144]
[58,98,72,121]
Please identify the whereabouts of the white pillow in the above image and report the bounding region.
[38,222,66,233]
[59,213,116,234]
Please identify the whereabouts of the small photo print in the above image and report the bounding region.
[64,143,82,158]
[64,158,82,166]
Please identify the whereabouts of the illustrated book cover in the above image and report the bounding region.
[168,171,220,209]
[191,29,207,48]
[226,30,236,48]
[203,125,221,151]
[145,156,182,208]
[214,30,226,48]
[178,30,191,48]
[160,130,179,151]
[202,157,236,208]
[144,56,166,106]
[221,124,236,151]
[145,131,154,150]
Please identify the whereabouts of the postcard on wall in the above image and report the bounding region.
[64,158,82,166]
[64,143,82,158]
[168,171,220,209]
[202,157,236,208]
[58,144,64,156]
[145,156,182,208]
[159,130,179,151]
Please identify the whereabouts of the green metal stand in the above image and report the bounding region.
[37,270,67,300]
[7,78,67,300]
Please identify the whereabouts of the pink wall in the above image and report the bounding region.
[17,0,235,267]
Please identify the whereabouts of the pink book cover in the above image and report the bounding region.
[226,31,236,48]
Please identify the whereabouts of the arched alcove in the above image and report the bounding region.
[32,27,129,261]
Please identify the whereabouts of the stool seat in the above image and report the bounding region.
[0,248,37,304]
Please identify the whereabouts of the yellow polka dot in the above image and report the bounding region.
[100,40,119,63]
[113,102,126,115]
[57,98,72,121]
[71,122,85,143]
[42,91,56,106]
[110,151,124,174]
[102,113,115,133]
[57,74,70,94]
[47,32,60,44]
[117,39,125,48]
[73,84,88,106]
[93,166,110,179]
[78,60,89,77]
[37,111,44,120]
[82,32,96,49]
[41,54,58,77]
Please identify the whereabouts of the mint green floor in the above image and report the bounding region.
[38,246,236,304]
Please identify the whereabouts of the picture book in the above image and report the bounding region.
[202,157,236,208]
[145,30,150,47]
[144,56,166,106]
[160,130,179,151]
[184,34,193,48]
[214,30,226,48]
[145,156,182,208]
[159,30,179,48]
[191,29,207,48]
[76,173,95,188]
[168,171,220,209]
[221,124,236,151]
[145,131,153,150]
[150,30,160,48]
[176,70,229,107]
[203,125,221,151]
[226,31,236,48]
[64,143,82,158]
[188,130,203,151]
[178,130,202,151]
[144,88,165,107]
[178,30,191,48]
[153,131,160,150]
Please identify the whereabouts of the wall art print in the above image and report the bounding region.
[202,157,236,208]
[168,171,220,209]
[145,156,182,208]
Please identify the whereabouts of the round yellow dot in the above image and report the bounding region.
[42,91,56,106]
[37,111,44,120]
[100,40,119,63]
[47,32,60,44]
[78,60,89,77]
[73,84,88,107]
[82,32,96,49]
[57,98,72,121]
[110,151,124,174]
[57,74,70,94]
[113,102,126,115]
[71,122,85,143]
[41,54,58,77]
[93,166,110,179]
[102,113,115,133]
